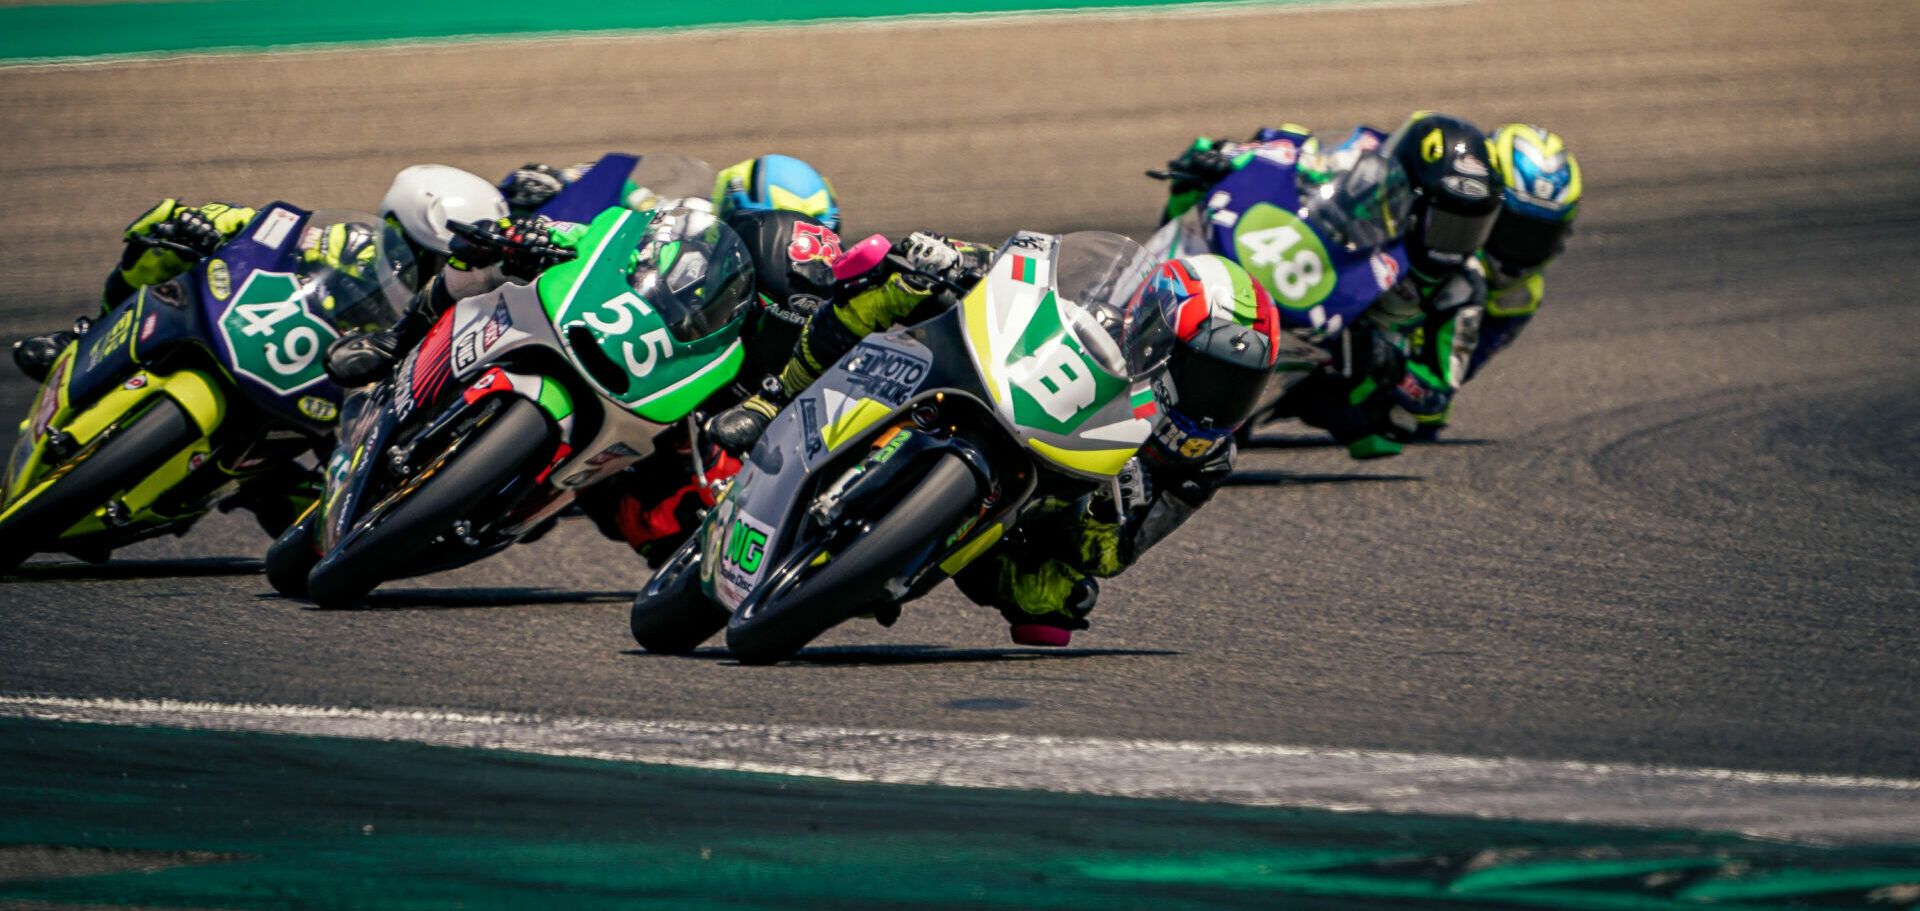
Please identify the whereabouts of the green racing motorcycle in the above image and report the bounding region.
[267,169,757,607]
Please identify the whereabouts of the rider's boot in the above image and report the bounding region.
[11,317,89,383]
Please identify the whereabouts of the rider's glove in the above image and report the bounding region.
[449,215,570,281]
[498,164,569,211]
[324,328,402,388]
[1168,141,1239,192]
[148,208,228,258]
[896,231,963,291]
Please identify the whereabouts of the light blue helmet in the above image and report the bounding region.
[712,154,839,232]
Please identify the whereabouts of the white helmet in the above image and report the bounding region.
[379,164,509,254]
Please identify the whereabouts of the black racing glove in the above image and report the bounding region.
[1166,144,1238,194]
[146,209,227,257]
[324,329,402,388]
[448,216,574,280]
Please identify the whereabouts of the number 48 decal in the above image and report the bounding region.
[1232,204,1336,309]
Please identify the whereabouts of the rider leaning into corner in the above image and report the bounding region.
[703,215,1288,645]
[4,168,507,533]
[1410,122,1582,439]
[324,156,876,564]
[1157,112,1504,457]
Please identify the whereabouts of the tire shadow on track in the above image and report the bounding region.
[267,587,635,611]
[4,556,262,581]
[624,645,1178,666]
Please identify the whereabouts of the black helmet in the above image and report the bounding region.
[723,208,842,305]
[1135,255,1282,460]
[1385,112,1503,272]
[625,206,756,342]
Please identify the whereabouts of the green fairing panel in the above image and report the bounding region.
[537,207,745,423]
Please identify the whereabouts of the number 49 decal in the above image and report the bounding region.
[217,271,339,395]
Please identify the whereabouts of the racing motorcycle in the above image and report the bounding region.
[266,154,756,607]
[0,207,414,574]
[1146,131,1415,428]
[628,230,1171,664]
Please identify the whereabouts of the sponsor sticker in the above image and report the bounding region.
[89,311,133,364]
[839,344,929,405]
[251,208,300,249]
[787,221,843,263]
[482,302,512,349]
[139,312,159,342]
[1252,142,1298,166]
[714,509,774,601]
[1370,250,1401,290]
[207,259,231,300]
[452,331,480,372]
[1454,154,1489,177]
[121,375,148,391]
[31,357,69,439]
[188,452,207,471]
[297,395,339,422]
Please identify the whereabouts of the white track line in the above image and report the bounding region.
[0,0,1474,70]
[4,695,1916,844]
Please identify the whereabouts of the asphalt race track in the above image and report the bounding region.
[1,0,1917,805]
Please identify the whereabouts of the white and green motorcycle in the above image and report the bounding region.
[269,196,756,607]
[629,230,1174,663]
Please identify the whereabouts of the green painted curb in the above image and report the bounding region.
[4,0,1345,63]
[2,718,1915,910]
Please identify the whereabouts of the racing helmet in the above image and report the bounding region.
[379,164,510,256]
[713,155,840,232]
[1136,255,1282,455]
[1484,123,1582,278]
[297,211,417,332]
[1384,112,1503,271]
[625,206,758,342]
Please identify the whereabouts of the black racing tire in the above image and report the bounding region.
[725,453,979,665]
[263,504,322,598]
[629,536,729,654]
[305,398,550,608]
[0,397,199,576]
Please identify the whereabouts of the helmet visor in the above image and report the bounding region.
[1420,201,1499,258]
[1165,343,1270,429]
[1483,209,1568,273]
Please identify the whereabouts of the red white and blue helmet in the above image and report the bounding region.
[1137,255,1282,448]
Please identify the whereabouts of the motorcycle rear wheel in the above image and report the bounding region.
[304,398,549,608]
[0,397,198,575]
[725,453,978,665]
[628,536,728,654]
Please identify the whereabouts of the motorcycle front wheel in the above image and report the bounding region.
[724,453,978,665]
[0,397,199,575]
[304,397,549,608]
[628,536,729,654]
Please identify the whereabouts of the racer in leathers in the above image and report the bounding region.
[704,234,1286,645]
[3,168,485,533]
[1410,122,1582,439]
[1156,112,1501,457]
[323,196,849,567]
